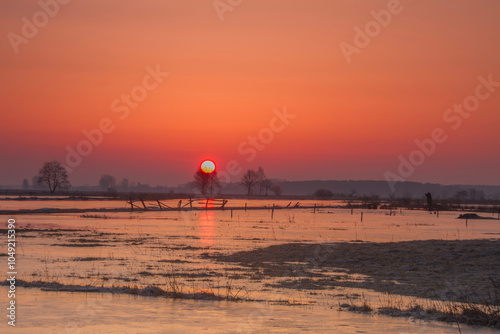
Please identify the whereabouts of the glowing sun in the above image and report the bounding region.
[201,160,216,174]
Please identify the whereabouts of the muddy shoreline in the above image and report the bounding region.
[206,239,500,305]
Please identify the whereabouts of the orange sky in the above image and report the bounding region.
[1,0,499,186]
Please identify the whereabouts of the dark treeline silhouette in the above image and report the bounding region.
[12,162,500,201]
[240,167,280,196]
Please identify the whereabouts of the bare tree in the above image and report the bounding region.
[261,178,273,196]
[425,192,433,212]
[453,190,468,202]
[271,183,282,196]
[118,178,129,190]
[193,169,220,198]
[99,174,116,190]
[241,169,258,195]
[313,189,333,199]
[22,178,30,189]
[37,161,71,194]
[256,167,266,195]
[467,188,485,201]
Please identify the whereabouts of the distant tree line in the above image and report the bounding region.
[23,161,138,195]
[240,167,281,196]
[190,165,281,197]
[22,161,498,202]
[312,189,334,200]
[96,175,134,192]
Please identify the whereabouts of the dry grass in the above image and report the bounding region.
[2,279,227,300]
[80,213,109,219]
[336,285,500,329]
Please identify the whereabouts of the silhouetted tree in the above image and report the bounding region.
[193,168,220,198]
[361,194,380,209]
[313,189,334,200]
[453,190,469,202]
[37,161,71,194]
[261,178,273,196]
[467,188,485,201]
[118,178,129,190]
[271,183,282,196]
[399,193,413,207]
[99,174,116,190]
[425,192,433,212]
[256,167,266,195]
[22,178,30,189]
[241,169,258,195]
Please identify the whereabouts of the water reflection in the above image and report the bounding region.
[199,210,215,247]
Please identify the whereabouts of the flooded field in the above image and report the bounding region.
[1,199,500,333]
[0,197,347,211]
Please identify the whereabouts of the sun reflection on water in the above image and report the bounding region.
[199,210,215,247]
